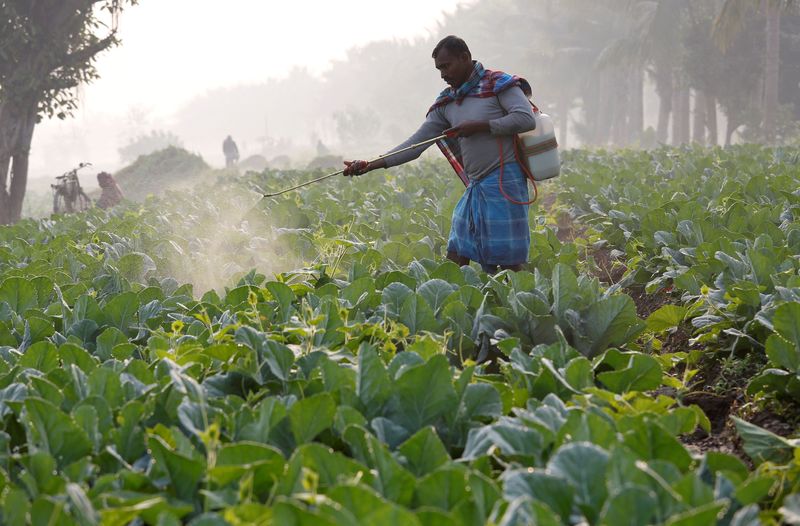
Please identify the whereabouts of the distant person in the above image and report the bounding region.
[223,135,240,168]
[343,35,537,273]
[96,172,124,209]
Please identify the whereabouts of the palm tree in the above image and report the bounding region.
[592,0,696,145]
[593,1,648,145]
[714,0,800,143]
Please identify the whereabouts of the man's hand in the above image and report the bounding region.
[343,159,387,177]
[343,160,369,177]
[444,120,491,138]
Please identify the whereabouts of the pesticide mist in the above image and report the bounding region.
[157,184,301,295]
[142,164,339,296]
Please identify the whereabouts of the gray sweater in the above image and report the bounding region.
[383,86,536,181]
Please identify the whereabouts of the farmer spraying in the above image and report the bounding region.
[343,36,537,273]
[223,135,240,168]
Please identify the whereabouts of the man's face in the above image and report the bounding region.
[435,48,473,89]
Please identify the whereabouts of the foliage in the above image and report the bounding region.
[557,145,800,403]
[0,150,798,523]
[0,0,136,118]
[683,7,764,142]
[0,0,137,225]
[113,146,210,201]
[118,130,184,164]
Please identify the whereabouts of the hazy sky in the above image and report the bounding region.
[85,0,473,115]
[28,0,473,181]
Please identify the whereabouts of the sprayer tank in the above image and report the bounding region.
[518,112,560,181]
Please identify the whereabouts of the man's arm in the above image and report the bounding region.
[353,109,450,173]
[490,86,537,136]
[381,109,450,168]
[441,87,536,139]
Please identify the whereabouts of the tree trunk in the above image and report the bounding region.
[612,68,629,147]
[656,68,673,145]
[726,118,740,146]
[604,96,615,146]
[0,100,38,225]
[706,95,718,146]
[592,74,612,145]
[680,86,691,144]
[673,83,691,146]
[763,1,780,144]
[693,90,707,145]
[671,82,682,146]
[630,66,644,145]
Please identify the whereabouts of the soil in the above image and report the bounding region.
[680,389,797,465]
[677,345,798,461]
[588,244,678,321]
[590,246,627,285]
[555,211,585,244]
[627,285,674,319]
[681,391,745,459]
[749,410,796,437]
[683,392,738,434]
[586,243,677,319]
[662,325,692,355]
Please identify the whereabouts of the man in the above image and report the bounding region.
[343,35,536,273]
[96,172,124,209]
[223,135,240,168]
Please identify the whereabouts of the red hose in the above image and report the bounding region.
[498,137,538,205]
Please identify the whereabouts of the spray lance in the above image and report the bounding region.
[258,133,453,198]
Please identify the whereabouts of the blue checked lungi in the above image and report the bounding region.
[447,162,530,271]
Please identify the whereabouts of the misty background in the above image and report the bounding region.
[26,0,800,196]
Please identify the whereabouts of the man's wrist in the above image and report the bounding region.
[368,159,387,171]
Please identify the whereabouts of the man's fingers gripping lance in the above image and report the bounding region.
[343,160,369,177]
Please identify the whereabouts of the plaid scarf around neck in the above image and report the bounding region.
[429,61,532,114]
[428,61,533,186]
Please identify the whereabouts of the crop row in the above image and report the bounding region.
[557,146,800,403]
[0,152,797,524]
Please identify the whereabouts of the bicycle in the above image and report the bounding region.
[52,162,93,214]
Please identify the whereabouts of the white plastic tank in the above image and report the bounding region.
[519,112,560,181]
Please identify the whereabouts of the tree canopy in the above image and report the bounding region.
[0,0,136,224]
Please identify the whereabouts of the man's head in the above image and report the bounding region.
[432,35,473,90]
[97,172,113,188]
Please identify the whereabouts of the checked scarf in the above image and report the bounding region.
[429,61,533,186]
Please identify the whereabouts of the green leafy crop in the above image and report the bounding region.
[0,150,797,524]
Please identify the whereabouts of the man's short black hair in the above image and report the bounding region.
[432,35,471,59]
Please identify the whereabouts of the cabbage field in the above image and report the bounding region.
[1,147,800,525]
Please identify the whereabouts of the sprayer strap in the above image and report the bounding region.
[494,95,539,206]
[522,138,559,157]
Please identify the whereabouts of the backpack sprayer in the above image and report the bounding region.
[520,112,559,181]
[496,110,561,205]
[258,112,559,200]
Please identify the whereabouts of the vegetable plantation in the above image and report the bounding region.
[1,147,800,525]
